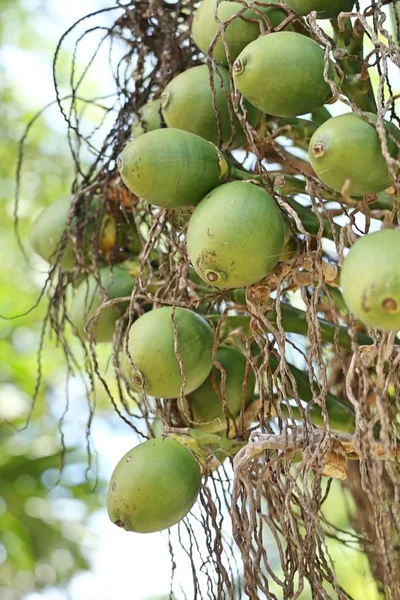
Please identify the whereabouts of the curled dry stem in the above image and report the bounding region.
[233,429,400,483]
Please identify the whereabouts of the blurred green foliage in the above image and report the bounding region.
[0,0,104,597]
[0,427,102,594]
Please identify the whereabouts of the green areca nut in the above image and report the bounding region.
[183,345,256,432]
[131,99,163,138]
[341,229,400,331]
[107,438,202,533]
[118,128,229,208]
[283,0,354,19]
[309,112,400,196]
[191,0,289,65]
[161,64,260,147]
[233,32,335,117]
[70,264,136,343]
[187,181,285,289]
[124,306,215,398]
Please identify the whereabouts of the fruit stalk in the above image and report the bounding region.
[270,303,372,351]
[267,354,355,432]
[206,305,372,351]
[169,428,245,463]
[332,17,377,113]
[311,107,332,125]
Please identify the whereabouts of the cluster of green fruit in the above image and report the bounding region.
[120,0,400,324]
[29,0,400,535]
[109,304,256,533]
[29,203,257,531]
[29,196,143,342]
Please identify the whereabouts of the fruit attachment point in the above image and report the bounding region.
[117,156,123,170]
[311,142,325,158]
[205,269,227,284]
[132,372,144,387]
[114,520,127,529]
[233,59,245,75]
[382,298,398,312]
[160,91,170,108]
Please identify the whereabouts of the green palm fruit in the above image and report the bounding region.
[278,219,296,262]
[30,198,140,270]
[29,198,80,270]
[107,438,201,533]
[341,229,400,331]
[232,32,335,117]
[118,128,229,208]
[309,112,400,196]
[124,306,214,398]
[182,345,256,432]
[283,0,354,19]
[150,417,165,438]
[160,64,260,147]
[116,217,142,257]
[187,181,285,289]
[131,99,163,138]
[70,263,136,343]
[191,0,289,65]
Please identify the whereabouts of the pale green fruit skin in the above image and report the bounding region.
[284,0,354,18]
[30,198,77,270]
[309,112,400,196]
[107,438,201,533]
[30,198,134,269]
[183,345,256,432]
[125,306,214,398]
[118,128,228,208]
[187,181,285,289]
[131,99,163,138]
[116,219,142,256]
[150,417,165,438]
[70,264,135,343]
[161,64,260,148]
[191,0,289,65]
[233,32,333,117]
[341,229,400,331]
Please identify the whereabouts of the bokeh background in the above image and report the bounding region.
[0,1,397,598]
